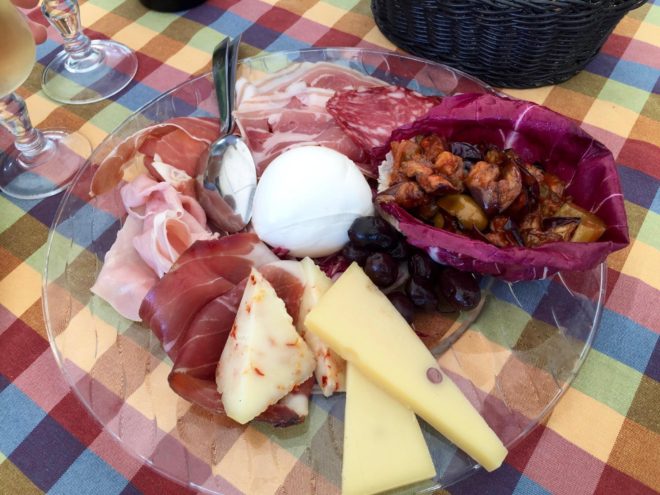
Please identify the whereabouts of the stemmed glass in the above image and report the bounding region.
[0,1,90,199]
[40,0,138,104]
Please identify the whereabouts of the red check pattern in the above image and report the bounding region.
[1,0,659,494]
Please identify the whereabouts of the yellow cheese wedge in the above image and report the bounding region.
[298,257,346,396]
[343,363,436,495]
[305,263,507,472]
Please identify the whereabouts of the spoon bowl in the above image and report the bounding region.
[200,35,257,232]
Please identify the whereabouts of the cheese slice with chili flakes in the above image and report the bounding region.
[297,257,346,396]
[216,267,315,424]
[304,262,507,472]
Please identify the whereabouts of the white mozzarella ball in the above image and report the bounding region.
[251,146,374,257]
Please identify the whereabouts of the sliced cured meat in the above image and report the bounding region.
[162,256,311,426]
[143,270,234,358]
[91,216,159,321]
[238,62,384,101]
[168,282,246,412]
[150,161,196,197]
[259,260,305,326]
[139,233,278,359]
[122,175,215,278]
[236,92,370,176]
[172,232,278,273]
[90,117,218,196]
[256,377,315,427]
[327,86,441,168]
[234,63,386,177]
[91,174,214,321]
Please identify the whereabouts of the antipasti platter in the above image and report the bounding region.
[43,48,622,495]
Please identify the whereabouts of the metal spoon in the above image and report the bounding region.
[199,35,257,232]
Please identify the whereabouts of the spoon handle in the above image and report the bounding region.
[225,34,242,133]
[212,37,231,134]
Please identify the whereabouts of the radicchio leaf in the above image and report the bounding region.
[374,93,629,281]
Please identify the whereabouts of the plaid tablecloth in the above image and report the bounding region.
[1,0,659,494]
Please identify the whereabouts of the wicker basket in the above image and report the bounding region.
[371,0,647,88]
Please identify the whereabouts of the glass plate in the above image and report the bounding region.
[43,48,604,494]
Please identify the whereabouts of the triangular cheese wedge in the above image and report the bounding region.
[297,257,346,396]
[343,363,436,495]
[305,263,507,472]
[217,267,315,424]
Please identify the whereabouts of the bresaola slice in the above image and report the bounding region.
[326,85,441,174]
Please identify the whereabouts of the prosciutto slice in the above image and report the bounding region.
[168,282,246,412]
[145,240,311,425]
[140,233,278,358]
[90,117,218,196]
[234,62,386,176]
[91,216,159,321]
[258,260,305,327]
[237,62,385,101]
[326,86,442,174]
[91,174,214,320]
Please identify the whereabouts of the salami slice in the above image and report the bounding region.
[327,86,441,156]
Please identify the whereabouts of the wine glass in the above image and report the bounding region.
[0,1,90,199]
[40,0,138,105]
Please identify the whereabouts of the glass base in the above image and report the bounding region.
[42,40,138,105]
[0,130,91,200]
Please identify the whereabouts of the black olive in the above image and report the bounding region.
[387,292,416,324]
[364,252,398,287]
[341,242,370,266]
[406,276,438,309]
[348,216,399,250]
[387,239,409,260]
[408,251,435,280]
[437,268,481,311]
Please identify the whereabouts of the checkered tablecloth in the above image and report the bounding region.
[1,0,659,494]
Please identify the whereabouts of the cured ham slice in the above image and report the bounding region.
[140,233,278,358]
[234,63,386,176]
[122,175,215,278]
[147,243,311,426]
[256,377,315,427]
[326,86,442,172]
[237,62,385,102]
[90,117,218,196]
[258,260,306,327]
[171,232,278,273]
[91,174,214,320]
[91,216,159,321]
[168,282,246,412]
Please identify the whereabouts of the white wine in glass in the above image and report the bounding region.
[0,1,90,199]
[41,0,138,105]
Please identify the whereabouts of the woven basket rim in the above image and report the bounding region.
[452,0,644,7]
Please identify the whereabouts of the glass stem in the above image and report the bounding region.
[64,32,95,63]
[42,0,102,72]
[0,93,52,166]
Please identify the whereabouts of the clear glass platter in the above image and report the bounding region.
[43,47,605,494]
